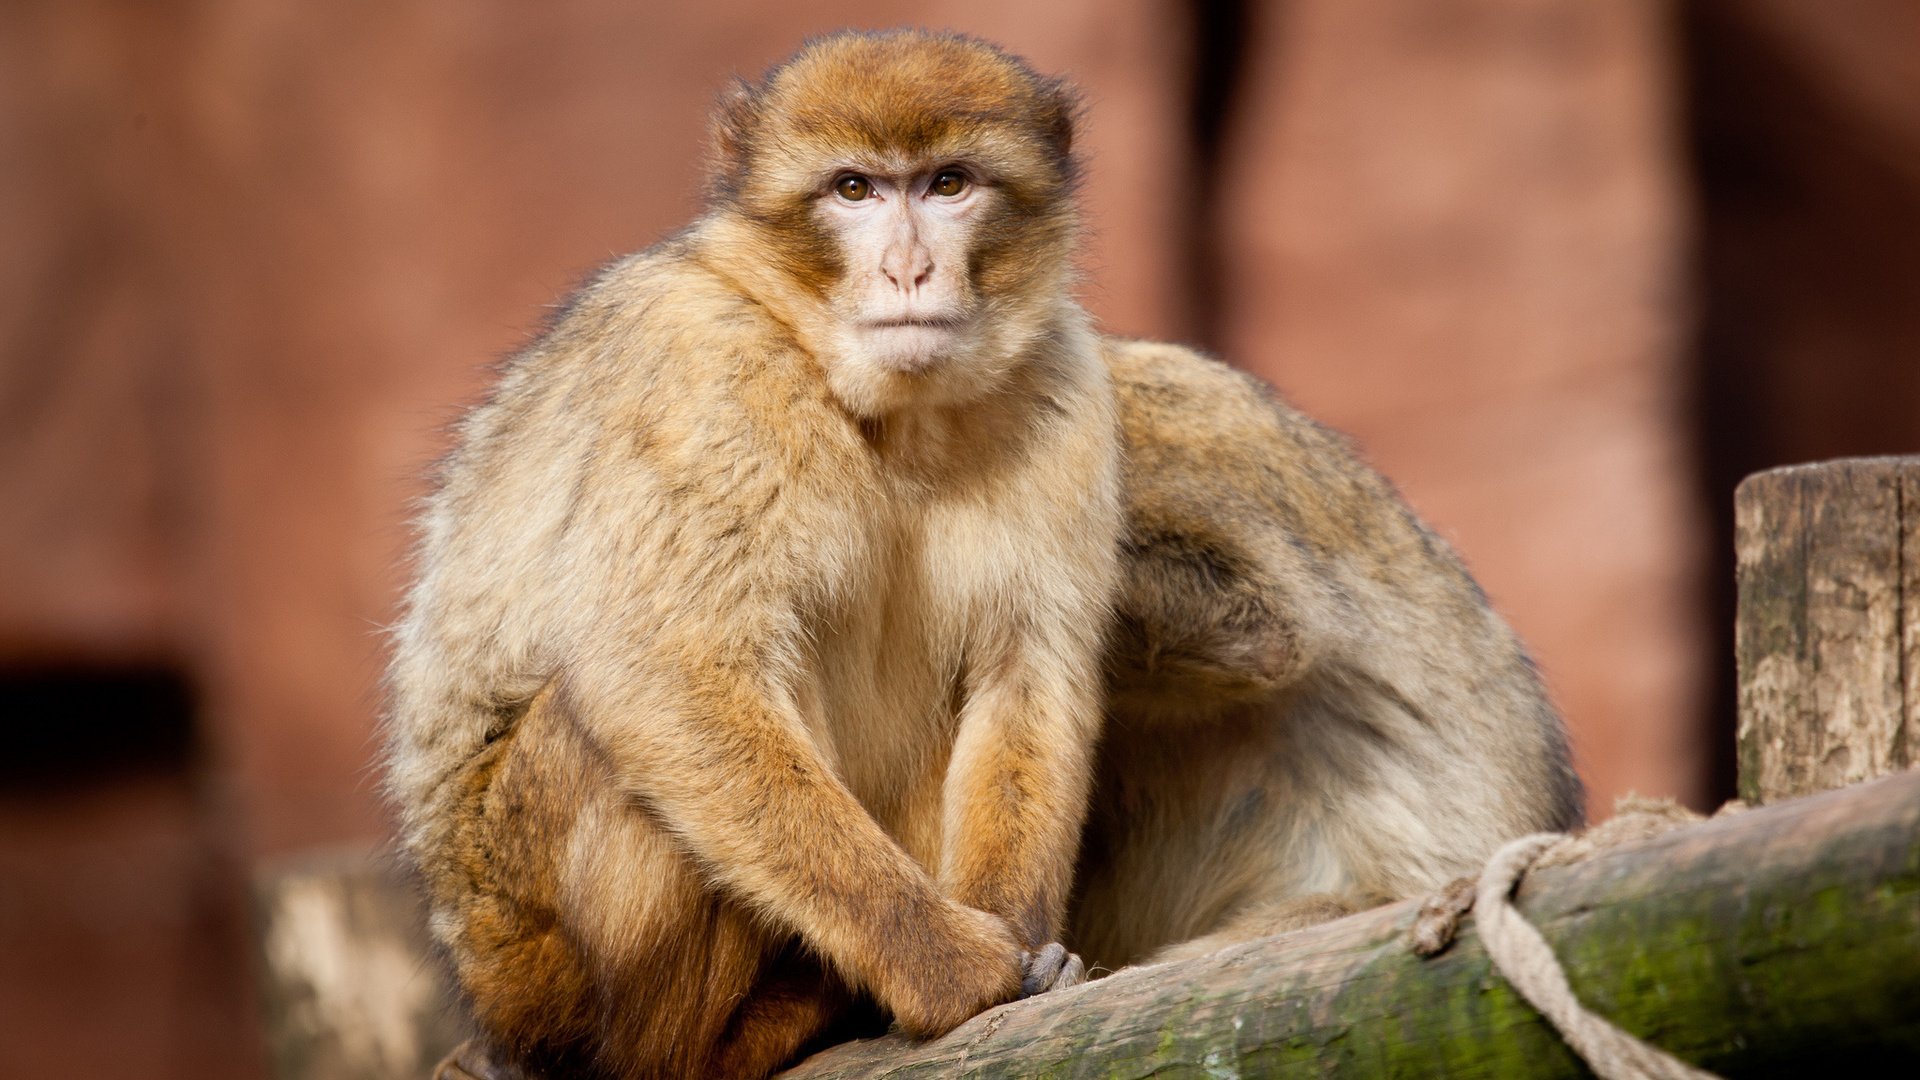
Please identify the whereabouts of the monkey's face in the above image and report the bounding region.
[809,160,1004,405]
[708,31,1082,415]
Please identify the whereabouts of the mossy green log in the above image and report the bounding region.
[782,768,1920,1078]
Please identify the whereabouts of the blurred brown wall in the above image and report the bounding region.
[2,2,1917,1077]
[1219,0,1706,806]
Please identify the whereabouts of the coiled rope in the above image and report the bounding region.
[1410,799,1731,1080]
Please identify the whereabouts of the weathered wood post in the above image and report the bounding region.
[254,847,464,1080]
[1735,456,1920,803]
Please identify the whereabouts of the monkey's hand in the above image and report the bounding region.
[883,903,1024,1038]
[1019,941,1087,997]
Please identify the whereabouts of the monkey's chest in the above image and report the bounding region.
[802,601,956,860]
[801,526,1019,866]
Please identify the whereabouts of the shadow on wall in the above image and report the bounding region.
[1683,0,1920,800]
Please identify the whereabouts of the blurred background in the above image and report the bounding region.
[1,0,1916,1076]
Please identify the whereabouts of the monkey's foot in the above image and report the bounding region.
[1409,875,1479,957]
[1019,941,1087,997]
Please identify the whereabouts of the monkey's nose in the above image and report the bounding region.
[880,247,935,292]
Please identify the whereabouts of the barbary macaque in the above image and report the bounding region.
[384,29,1581,1080]
[387,30,1119,1080]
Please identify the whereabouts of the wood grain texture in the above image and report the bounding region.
[781,769,1920,1078]
[1736,457,1920,803]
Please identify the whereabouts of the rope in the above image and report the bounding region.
[1411,802,1733,1080]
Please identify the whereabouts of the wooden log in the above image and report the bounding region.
[1735,456,1920,803]
[254,846,465,1080]
[256,774,1920,1079]
[783,769,1920,1078]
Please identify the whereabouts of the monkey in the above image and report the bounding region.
[387,29,1584,1080]
[384,31,1120,1080]
[1066,338,1585,969]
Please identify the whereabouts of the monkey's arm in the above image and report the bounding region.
[554,575,1023,1034]
[937,627,1104,951]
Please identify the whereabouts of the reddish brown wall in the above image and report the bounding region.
[1217,0,1706,812]
[4,1,1918,1076]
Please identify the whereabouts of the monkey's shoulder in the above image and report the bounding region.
[470,248,844,457]
[529,248,812,392]
[428,250,865,576]
[1103,342,1371,517]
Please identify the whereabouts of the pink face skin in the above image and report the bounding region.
[814,162,999,408]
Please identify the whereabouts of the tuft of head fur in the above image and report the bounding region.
[709,30,1081,207]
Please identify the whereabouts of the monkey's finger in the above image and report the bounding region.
[1020,941,1069,997]
[1049,950,1086,991]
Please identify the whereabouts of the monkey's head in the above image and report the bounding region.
[708,30,1083,414]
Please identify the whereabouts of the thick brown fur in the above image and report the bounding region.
[388,29,1583,1080]
[385,31,1120,1080]
[1070,340,1583,968]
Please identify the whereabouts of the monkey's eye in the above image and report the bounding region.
[834,175,874,202]
[929,170,968,198]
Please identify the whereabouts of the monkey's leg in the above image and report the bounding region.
[706,944,1091,1077]
[560,818,793,1079]
[434,697,781,1079]
[707,946,870,1077]
[1144,893,1371,966]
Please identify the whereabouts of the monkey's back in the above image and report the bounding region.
[1073,339,1582,968]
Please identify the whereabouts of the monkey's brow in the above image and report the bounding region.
[817,156,929,176]
[810,158,991,187]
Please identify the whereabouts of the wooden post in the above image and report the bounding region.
[1735,456,1920,804]
[254,846,465,1080]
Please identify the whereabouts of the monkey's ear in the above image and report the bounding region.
[1038,77,1083,168]
[709,79,760,191]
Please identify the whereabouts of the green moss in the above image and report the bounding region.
[795,782,1920,1078]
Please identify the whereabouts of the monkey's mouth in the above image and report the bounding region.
[852,317,971,374]
[862,315,967,330]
